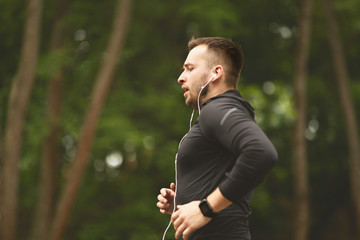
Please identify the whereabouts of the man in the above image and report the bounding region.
[157,37,278,240]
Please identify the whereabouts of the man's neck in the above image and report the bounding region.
[203,86,235,103]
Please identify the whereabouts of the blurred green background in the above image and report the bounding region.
[0,0,360,239]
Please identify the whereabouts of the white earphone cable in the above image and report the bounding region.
[197,74,215,114]
[161,132,188,240]
[161,74,214,239]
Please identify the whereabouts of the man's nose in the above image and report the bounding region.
[177,73,186,84]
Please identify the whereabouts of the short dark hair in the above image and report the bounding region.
[188,37,244,87]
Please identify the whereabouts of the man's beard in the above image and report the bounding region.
[185,74,209,110]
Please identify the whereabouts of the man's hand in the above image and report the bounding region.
[156,183,176,214]
[171,201,211,240]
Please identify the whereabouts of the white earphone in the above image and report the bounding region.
[197,73,217,113]
[201,73,217,90]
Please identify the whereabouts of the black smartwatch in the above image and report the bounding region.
[199,199,218,218]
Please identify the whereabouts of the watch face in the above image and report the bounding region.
[199,199,217,218]
[200,201,210,213]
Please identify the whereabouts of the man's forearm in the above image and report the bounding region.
[206,187,233,213]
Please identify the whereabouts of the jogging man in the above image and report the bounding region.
[157,37,278,240]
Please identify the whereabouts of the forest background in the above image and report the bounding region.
[0,0,360,239]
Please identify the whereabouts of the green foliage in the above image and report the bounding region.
[0,0,360,239]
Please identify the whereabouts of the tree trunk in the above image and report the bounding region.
[293,0,313,239]
[49,0,133,239]
[30,1,70,240]
[322,0,360,237]
[0,121,2,212]
[0,0,43,239]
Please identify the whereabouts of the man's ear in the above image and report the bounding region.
[212,65,224,82]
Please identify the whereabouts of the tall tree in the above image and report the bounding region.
[0,121,2,214]
[323,0,360,237]
[0,0,43,239]
[48,0,133,239]
[293,0,313,239]
[30,0,70,239]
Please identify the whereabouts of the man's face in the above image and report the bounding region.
[178,45,212,109]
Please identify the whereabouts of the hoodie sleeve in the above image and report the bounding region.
[199,100,278,203]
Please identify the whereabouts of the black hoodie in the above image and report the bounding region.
[176,90,278,239]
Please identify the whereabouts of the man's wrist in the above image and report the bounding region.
[206,188,233,213]
[199,198,218,218]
